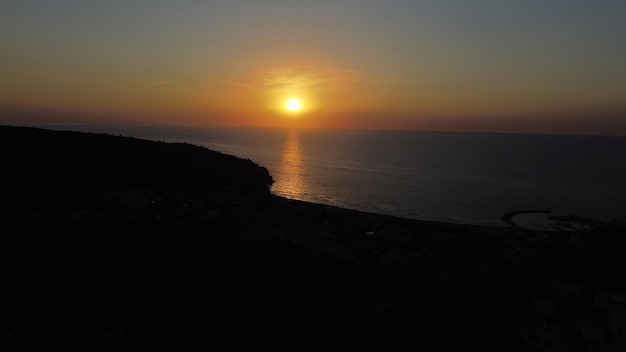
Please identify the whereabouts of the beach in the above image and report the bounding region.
[3,125,626,351]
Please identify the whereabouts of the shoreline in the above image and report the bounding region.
[0,124,613,234]
[8,123,622,228]
[1,124,513,231]
[271,194,514,235]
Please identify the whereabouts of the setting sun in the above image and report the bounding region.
[285,98,302,112]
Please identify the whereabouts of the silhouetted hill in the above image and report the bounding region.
[1,125,272,201]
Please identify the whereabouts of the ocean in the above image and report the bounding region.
[38,125,626,226]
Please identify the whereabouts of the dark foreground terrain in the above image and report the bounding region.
[2,125,626,351]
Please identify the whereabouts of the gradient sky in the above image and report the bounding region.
[2,0,625,135]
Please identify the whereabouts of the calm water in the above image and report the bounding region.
[43,125,626,225]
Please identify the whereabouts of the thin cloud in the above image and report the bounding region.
[240,65,367,91]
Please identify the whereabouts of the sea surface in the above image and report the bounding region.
[38,124,626,226]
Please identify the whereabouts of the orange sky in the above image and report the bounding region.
[1,1,625,135]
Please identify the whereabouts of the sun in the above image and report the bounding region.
[285,98,302,111]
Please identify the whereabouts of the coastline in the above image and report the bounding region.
[3,125,626,351]
[9,123,624,227]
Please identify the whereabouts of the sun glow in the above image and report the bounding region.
[285,98,302,111]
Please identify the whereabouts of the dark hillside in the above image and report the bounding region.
[2,125,626,351]
[1,125,273,200]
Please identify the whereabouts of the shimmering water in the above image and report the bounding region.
[42,125,626,225]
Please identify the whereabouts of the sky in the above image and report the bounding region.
[1,0,625,135]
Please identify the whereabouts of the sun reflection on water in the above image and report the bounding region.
[272,129,306,199]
